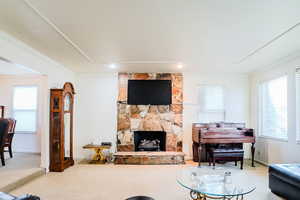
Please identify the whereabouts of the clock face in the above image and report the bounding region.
[64,94,71,111]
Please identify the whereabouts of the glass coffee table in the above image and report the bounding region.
[177,167,256,200]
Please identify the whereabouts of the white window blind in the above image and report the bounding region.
[296,68,300,142]
[13,86,38,133]
[198,85,225,122]
[259,76,287,139]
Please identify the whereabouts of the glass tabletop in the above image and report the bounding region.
[177,166,256,197]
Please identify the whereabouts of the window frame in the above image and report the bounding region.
[12,85,39,134]
[258,75,288,141]
[295,68,300,144]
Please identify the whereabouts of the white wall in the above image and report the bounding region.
[75,72,250,160]
[183,72,250,158]
[0,75,46,153]
[0,32,76,169]
[75,73,118,160]
[250,57,300,164]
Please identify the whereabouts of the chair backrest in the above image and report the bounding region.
[7,118,16,134]
[6,118,17,144]
[0,119,10,148]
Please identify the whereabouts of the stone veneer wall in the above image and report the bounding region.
[117,73,183,152]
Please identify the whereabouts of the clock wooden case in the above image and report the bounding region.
[49,82,75,172]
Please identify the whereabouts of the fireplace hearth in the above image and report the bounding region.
[134,131,166,151]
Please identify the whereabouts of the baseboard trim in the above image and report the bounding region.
[254,159,269,167]
[1,168,45,193]
[13,152,41,156]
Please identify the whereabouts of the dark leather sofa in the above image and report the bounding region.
[0,192,40,200]
[269,164,300,200]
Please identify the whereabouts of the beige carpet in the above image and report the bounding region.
[11,161,282,200]
[0,153,43,192]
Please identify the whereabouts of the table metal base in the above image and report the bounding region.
[190,191,244,200]
[83,144,111,164]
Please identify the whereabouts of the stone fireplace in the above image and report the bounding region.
[117,73,183,152]
[134,131,166,151]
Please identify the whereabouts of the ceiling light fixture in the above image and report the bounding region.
[177,63,183,69]
[109,63,117,69]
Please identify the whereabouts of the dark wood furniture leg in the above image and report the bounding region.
[213,156,216,168]
[251,143,255,167]
[198,145,202,166]
[1,151,5,166]
[8,146,13,158]
[241,159,244,170]
[192,142,199,162]
[235,160,237,166]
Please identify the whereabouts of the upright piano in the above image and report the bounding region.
[192,122,255,167]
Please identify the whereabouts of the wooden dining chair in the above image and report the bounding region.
[0,118,10,166]
[0,105,4,118]
[4,118,17,158]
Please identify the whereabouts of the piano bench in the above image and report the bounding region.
[208,148,244,170]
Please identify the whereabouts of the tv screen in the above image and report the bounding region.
[127,80,172,105]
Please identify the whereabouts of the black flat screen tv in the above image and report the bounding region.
[127,80,172,105]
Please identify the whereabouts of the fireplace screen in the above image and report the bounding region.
[134,131,166,151]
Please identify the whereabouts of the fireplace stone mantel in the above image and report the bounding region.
[116,73,183,153]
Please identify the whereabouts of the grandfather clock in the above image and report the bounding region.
[49,82,75,172]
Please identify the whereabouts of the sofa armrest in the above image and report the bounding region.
[15,195,40,200]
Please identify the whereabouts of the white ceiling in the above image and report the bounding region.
[1,0,300,73]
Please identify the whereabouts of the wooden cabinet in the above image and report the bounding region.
[49,82,75,172]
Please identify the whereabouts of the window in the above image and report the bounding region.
[296,68,300,142]
[259,76,287,139]
[198,85,225,122]
[13,86,38,133]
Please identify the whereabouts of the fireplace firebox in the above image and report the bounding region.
[134,131,166,151]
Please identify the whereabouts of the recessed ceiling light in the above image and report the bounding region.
[109,63,117,69]
[177,63,183,69]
